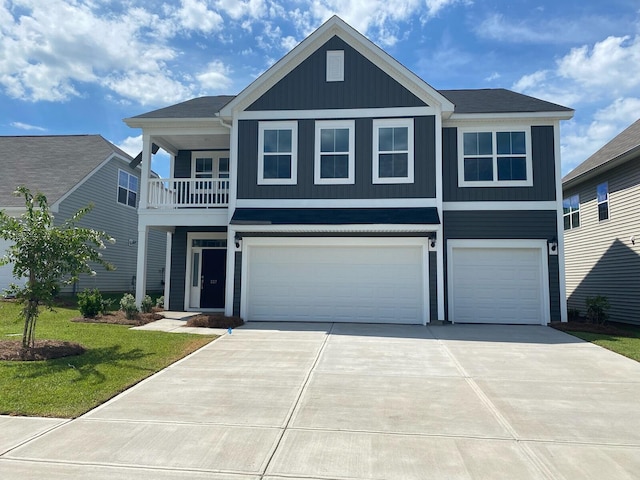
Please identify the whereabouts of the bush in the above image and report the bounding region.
[155,296,165,309]
[586,295,610,325]
[140,295,154,314]
[119,293,138,320]
[78,289,104,318]
[568,308,581,321]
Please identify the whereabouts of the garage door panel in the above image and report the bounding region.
[246,243,425,324]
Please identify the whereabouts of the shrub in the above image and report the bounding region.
[77,289,104,318]
[155,295,165,309]
[119,293,138,320]
[568,308,581,322]
[140,294,154,313]
[586,295,610,325]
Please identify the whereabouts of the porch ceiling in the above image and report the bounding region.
[154,133,230,153]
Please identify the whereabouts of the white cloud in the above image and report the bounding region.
[215,0,266,20]
[172,0,223,34]
[104,73,194,106]
[115,134,171,178]
[9,121,46,131]
[116,135,143,158]
[196,60,233,92]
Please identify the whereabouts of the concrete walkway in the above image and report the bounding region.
[1,323,640,479]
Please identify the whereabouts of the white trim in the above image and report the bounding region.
[372,118,414,184]
[237,106,435,120]
[314,120,355,185]
[232,224,438,233]
[117,168,139,208]
[229,116,239,222]
[326,50,344,82]
[443,201,558,211]
[457,126,533,187]
[446,239,550,325]
[554,120,568,323]
[163,232,172,310]
[235,198,437,208]
[240,235,430,325]
[447,111,574,122]
[562,194,580,230]
[183,232,228,311]
[257,121,298,185]
[596,181,610,222]
[134,226,149,307]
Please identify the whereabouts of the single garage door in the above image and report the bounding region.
[448,242,548,324]
[244,239,427,324]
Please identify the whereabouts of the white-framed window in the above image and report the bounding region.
[258,121,297,185]
[372,118,414,184]
[563,194,580,230]
[458,126,533,187]
[314,120,355,185]
[117,169,138,207]
[597,182,609,222]
[193,156,213,178]
[326,50,344,82]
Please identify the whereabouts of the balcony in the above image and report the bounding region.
[147,178,229,209]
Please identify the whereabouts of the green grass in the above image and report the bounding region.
[0,300,216,418]
[564,324,640,362]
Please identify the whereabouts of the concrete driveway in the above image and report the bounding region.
[1,323,640,479]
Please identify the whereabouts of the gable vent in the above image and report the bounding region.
[326,50,344,82]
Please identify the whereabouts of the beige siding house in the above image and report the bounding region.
[562,119,640,324]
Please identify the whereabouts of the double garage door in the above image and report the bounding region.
[243,238,428,324]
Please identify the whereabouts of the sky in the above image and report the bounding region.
[1,0,639,179]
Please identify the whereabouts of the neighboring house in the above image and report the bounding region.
[126,16,573,325]
[0,135,166,295]
[562,119,640,325]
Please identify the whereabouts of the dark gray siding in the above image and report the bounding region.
[233,252,242,317]
[248,36,427,111]
[443,125,557,202]
[443,210,560,322]
[175,150,191,178]
[237,116,436,199]
[429,251,437,321]
[168,226,227,311]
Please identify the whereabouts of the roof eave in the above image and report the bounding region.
[562,145,640,189]
[447,110,575,122]
[123,117,223,128]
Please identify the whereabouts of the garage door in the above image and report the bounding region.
[244,239,427,324]
[448,242,548,324]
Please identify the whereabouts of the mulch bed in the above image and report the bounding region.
[550,321,637,337]
[0,339,86,361]
[186,314,244,329]
[71,310,163,326]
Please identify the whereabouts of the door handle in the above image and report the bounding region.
[210,279,217,285]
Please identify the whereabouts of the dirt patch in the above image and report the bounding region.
[550,321,637,337]
[186,314,244,329]
[72,310,163,326]
[0,339,86,361]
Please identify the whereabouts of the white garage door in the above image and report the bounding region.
[448,242,548,324]
[244,239,427,324]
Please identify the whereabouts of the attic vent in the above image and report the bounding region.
[326,50,344,82]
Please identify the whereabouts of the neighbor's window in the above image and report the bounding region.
[314,120,355,184]
[597,182,609,221]
[258,121,297,185]
[373,118,414,184]
[563,194,580,230]
[459,127,532,187]
[118,169,138,207]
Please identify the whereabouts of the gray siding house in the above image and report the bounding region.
[127,16,573,324]
[563,119,640,324]
[0,135,166,295]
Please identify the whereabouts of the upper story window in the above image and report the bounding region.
[118,169,138,208]
[314,120,355,184]
[192,152,230,179]
[372,118,414,184]
[563,194,580,230]
[258,121,297,185]
[219,157,230,179]
[458,127,533,187]
[326,50,344,82]
[194,156,213,178]
[597,182,609,221]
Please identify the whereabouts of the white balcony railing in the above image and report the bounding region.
[147,178,229,209]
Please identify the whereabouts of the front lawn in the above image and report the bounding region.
[0,300,216,417]
[553,322,640,362]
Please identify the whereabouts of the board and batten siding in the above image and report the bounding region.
[443,210,561,322]
[442,125,557,202]
[55,157,166,294]
[237,116,436,199]
[564,159,640,324]
[247,36,427,111]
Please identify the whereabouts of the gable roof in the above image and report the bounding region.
[563,119,640,187]
[219,15,455,117]
[0,135,131,208]
[440,89,573,115]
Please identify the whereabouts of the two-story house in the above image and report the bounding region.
[126,16,573,325]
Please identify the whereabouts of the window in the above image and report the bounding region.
[459,127,532,187]
[373,118,414,184]
[314,120,355,184]
[118,169,138,207]
[326,50,344,82]
[258,121,297,185]
[597,182,609,221]
[219,157,230,179]
[194,156,213,178]
[563,194,580,230]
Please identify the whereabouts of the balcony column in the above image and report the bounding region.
[135,226,149,307]
[139,132,151,210]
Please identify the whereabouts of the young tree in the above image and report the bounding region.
[0,186,115,355]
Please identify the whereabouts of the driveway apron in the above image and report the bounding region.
[1,323,639,479]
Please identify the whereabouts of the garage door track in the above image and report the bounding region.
[1,323,639,479]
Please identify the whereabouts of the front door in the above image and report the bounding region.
[200,249,226,308]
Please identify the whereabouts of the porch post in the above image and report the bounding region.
[436,227,445,321]
[139,133,151,210]
[135,226,148,306]
[163,231,172,310]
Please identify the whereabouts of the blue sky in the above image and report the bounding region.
[1,0,639,178]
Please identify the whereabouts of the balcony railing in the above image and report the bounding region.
[147,178,229,209]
